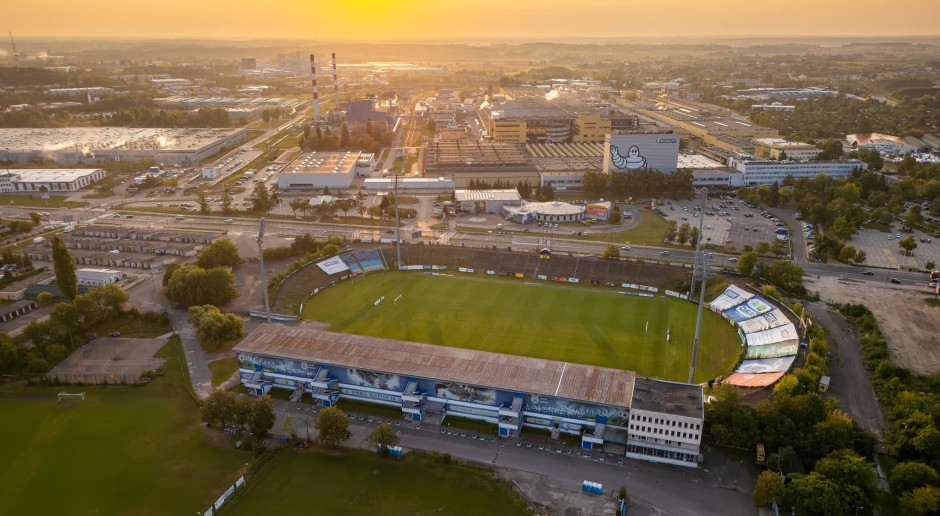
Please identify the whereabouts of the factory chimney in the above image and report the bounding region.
[310,53,319,122]
[332,53,339,109]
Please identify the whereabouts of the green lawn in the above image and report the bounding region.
[0,193,87,208]
[588,209,670,246]
[225,450,529,516]
[88,311,173,339]
[0,341,247,516]
[301,274,741,382]
[208,357,238,386]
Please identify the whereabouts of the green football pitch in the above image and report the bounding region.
[300,273,742,382]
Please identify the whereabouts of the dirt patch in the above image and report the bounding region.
[806,275,940,375]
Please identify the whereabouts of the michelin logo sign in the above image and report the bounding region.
[604,133,680,174]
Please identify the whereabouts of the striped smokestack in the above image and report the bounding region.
[331,52,339,108]
[310,53,319,122]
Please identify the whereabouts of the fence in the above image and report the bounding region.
[44,372,147,385]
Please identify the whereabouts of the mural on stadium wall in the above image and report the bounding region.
[524,394,629,425]
[434,381,497,405]
[342,368,404,391]
[237,353,320,379]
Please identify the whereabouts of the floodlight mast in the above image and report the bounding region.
[394,158,402,270]
[688,188,709,384]
[257,218,272,323]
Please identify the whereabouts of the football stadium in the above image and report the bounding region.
[235,245,801,468]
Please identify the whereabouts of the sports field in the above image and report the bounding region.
[225,450,529,516]
[0,341,246,515]
[300,274,741,382]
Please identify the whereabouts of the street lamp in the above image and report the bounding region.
[855,507,863,516]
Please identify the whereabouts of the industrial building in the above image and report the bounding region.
[362,177,455,191]
[729,158,867,186]
[76,268,123,287]
[481,99,618,144]
[503,200,587,224]
[276,151,361,191]
[153,96,306,121]
[234,324,703,468]
[603,133,681,174]
[0,169,106,192]
[422,141,539,188]
[846,133,918,154]
[0,128,247,165]
[454,189,522,214]
[624,98,778,140]
[752,139,822,161]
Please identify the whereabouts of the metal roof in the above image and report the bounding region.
[234,324,636,408]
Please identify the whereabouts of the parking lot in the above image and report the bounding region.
[666,197,787,256]
[851,226,940,272]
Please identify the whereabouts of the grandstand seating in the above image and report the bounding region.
[340,254,364,274]
[353,250,386,272]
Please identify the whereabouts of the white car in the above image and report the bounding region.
[620,245,631,251]
[224,219,233,223]
[728,257,739,263]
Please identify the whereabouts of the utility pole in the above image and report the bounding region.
[688,188,709,384]
[8,31,19,67]
[394,162,402,270]
[257,218,272,323]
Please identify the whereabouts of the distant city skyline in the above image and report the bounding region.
[3,0,939,39]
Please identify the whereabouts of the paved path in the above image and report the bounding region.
[805,302,887,439]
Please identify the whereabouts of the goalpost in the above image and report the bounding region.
[57,392,86,402]
[393,294,403,305]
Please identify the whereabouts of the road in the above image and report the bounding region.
[804,302,887,439]
[272,398,756,516]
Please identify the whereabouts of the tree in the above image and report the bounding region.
[357,203,367,220]
[73,284,129,327]
[738,251,759,275]
[676,223,691,245]
[289,198,308,218]
[838,245,857,262]
[248,395,276,439]
[0,333,21,373]
[905,205,923,229]
[340,123,350,148]
[664,220,678,242]
[755,241,771,255]
[609,206,622,224]
[51,237,77,300]
[899,236,918,257]
[754,470,785,508]
[28,212,41,225]
[251,183,275,214]
[816,139,845,160]
[220,189,232,213]
[900,485,940,516]
[197,239,242,269]
[582,171,608,197]
[763,261,805,292]
[813,449,875,508]
[188,305,245,350]
[197,190,210,214]
[337,199,351,219]
[853,250,867,264]
[232,395,252,429]
[367,422,400,454]
[890,462,940,494]
[201,391,235,428]
[314,406,351,448]
[165,265,239,308]
[601,245,620,259]
[163,263,181,287]
[36,291,56,308]
[784,472,846,516]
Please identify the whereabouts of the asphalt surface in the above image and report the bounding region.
[805,302,887,439]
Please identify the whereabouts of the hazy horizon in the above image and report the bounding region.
[4,0,940,40]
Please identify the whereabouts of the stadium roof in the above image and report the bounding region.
[454,189,521,202]
[234,324,637,408]
[631,377,703,419]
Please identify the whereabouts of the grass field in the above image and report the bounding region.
[225,450,529,516]
[0,342,247,515]
[301,274,741,382]
[208,357,238,386]
[0,193,87,208]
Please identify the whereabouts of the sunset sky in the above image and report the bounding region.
[3,0,939,39]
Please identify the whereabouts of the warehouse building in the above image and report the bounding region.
[0,127,247,165]
[76,268,123,287]
[752,139,822,161]
[730,158,867,186]
[234,324,703,468]
[276,151,361,191]
[0,169,106,192]
[454,189,522,214]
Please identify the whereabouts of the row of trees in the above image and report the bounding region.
[583,169,693,199]
[314,406,400,454]
[163,239,242,308]
[201,391,275,440]
[299,122,394,156]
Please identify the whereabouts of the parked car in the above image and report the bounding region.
[109,332,120,338]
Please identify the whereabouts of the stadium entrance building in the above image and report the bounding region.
[234,324,704,468]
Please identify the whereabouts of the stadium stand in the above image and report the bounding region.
[353,250,386,272]
[339,254,364,274]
